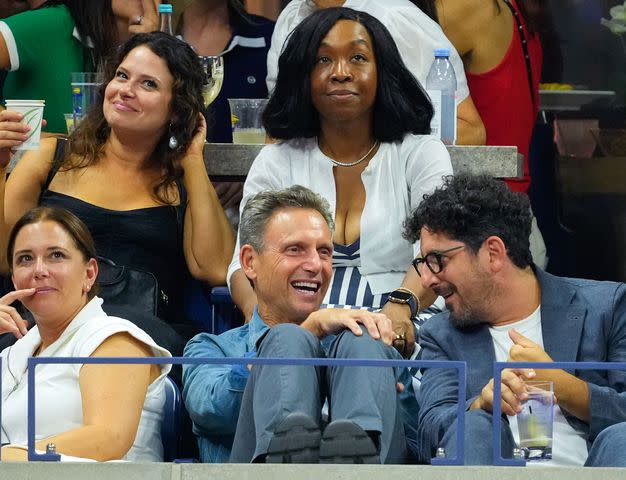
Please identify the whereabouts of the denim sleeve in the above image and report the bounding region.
[182,333,250,436]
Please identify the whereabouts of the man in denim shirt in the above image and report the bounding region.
[183,185,418,463]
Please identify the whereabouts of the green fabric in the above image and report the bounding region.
[1,5,89,133]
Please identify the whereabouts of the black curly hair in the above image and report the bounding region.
[403,174,533,268]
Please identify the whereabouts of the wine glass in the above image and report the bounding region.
[199,55,224,108]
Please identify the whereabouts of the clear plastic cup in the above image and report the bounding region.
[64,113,84,134]
[71,72,99,115]
[517,381,555,461]
[227,98,268,144]
[5,99,45,150]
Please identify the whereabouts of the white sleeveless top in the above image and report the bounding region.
[0,297,172,461]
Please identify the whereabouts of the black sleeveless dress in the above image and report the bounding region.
[38,139,195,347]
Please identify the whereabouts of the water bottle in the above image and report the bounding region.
[158,3,174,35]
[426,48,458,145]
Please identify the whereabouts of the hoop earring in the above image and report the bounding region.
[168,121,178,150]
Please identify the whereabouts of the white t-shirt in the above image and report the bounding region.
[266,0,470,103]
[1,297,172,461]
[489,308,589,466]
[227,134,453,295]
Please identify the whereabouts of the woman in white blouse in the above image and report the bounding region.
[266,0,485,145]
[0,206,171,461]
[228,7,453,358]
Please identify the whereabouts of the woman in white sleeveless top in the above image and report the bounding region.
[0,206,171,461]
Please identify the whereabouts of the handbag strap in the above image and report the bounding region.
[502,0,536,106]
[96,256,128,285]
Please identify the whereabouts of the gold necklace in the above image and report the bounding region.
[321,140,380,168]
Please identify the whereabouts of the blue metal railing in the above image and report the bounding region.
[492,361,626,466]
[4,356,624,465]
[8,356,467,464]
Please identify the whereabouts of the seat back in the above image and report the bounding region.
[161,375,182,462]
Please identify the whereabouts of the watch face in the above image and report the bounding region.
[390,290,412,302]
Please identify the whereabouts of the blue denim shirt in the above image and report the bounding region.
[182,308,420,462]
[182,309,268,463]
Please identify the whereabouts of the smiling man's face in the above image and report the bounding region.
[246,207,333,326]
[418,228,497,329]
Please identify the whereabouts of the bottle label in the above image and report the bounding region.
[426,89,457,145]
[426,89,442,139]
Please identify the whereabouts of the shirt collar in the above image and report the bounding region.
[247,306,269,351]
[72,26,95,48]
[220,11,268,54]
[3,297,105,387]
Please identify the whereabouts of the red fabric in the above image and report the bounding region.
[465,0,542,193]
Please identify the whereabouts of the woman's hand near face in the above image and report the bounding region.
[0,288,35,338]
[127,0,160,35]
[180,113,207,172]
[187,113,208,159]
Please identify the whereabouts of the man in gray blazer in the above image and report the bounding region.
[405,174,626,466]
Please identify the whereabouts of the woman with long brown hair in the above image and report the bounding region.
[0,31,235,346]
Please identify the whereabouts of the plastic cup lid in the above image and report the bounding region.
[5,99,45,104]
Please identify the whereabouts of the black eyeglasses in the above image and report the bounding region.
[412,245,465,277]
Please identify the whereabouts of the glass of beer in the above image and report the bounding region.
[227,98,268,144]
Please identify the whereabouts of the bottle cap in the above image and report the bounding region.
[158,4,173,13]
[434,48,450,58]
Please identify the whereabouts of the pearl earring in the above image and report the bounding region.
[168,135,178,150]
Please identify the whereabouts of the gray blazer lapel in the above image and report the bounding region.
[538,269,587,367]
[458,326,496,396]
[541,305,586,363]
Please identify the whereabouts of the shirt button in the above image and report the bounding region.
[247,76,256,84]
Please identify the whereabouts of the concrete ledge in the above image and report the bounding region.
[0,462,173,480]
[204,143,522,180]
[2,463,625,480]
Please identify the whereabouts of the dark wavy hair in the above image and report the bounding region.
[64,31,204,204]
[403,174,533,268]
[263,7,433,141]
[7,206,100,300]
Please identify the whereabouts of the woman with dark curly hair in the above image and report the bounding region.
[0,0,164,133]
[228,7,452,359]
[0,32,235,346]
